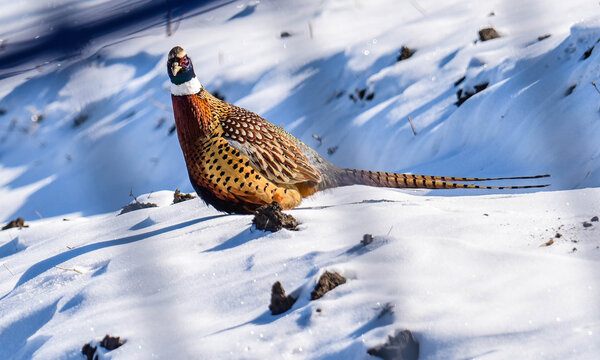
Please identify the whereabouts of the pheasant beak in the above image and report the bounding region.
[171,62,183,77]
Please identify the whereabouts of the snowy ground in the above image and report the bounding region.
[1,0,600,359]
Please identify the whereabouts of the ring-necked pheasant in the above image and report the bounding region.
[168,46,549,214]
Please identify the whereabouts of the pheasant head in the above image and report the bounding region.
[167,46,202,96]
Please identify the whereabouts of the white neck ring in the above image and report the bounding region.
[171,77,202,96]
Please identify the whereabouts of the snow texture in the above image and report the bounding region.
[1,0,600,359]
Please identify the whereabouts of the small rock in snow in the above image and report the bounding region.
[591,216,599,222]
[583,221,593,228]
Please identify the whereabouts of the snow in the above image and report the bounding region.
[1,0,600,359]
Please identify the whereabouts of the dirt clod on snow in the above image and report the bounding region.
[269,281,297,315]
[253,202,298,232]
[361,233,374,246]
[397,46,415,61]
[311,271,347,300]
[479,27,500,41]
[2,217,28,230]
[119,201,158,215]
[81,343,97,360]
[367,329,420,360]
[101,334,124,350]
[173,189,196,204]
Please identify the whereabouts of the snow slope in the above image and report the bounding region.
[1,0,600,359]
[1,188,599,359]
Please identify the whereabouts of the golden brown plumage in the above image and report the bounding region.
[168,46,549,214]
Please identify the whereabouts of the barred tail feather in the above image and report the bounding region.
[339,169,550,190]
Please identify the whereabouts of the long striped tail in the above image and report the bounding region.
[337,169,550,190]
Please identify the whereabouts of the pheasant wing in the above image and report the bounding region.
[220,105,322,185]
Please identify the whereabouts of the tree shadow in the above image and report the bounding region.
[0,0,237,79]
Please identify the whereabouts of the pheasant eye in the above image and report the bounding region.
[179,56,189,66]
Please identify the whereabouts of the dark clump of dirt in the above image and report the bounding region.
[119,201,158,215]
[73,114,89,127]
[479,27,500,41]
[367,329,420,360]
[583,221,593,228]
[361,233,374,246]
[454,75,466,87]
[253,202,298,232]
[311,271,347,300]
[0,108,6,115]
[565,84,577,96]
[280,31,292,38]
[327,146,338,156]
[100,334,124,350]
[591,216,598,222]
[269,281,297,315]
[173,189,196,204]
[582,46,594,60]
[168,124,177,135]
[349,88,375,103]
[82,334,125,359]
[81,343,97,360]
[2,217,28,230]
[397,46,415,61]
[456,82,489,106]
[538,34,551,41]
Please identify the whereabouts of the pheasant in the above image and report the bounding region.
[167,46,549,214]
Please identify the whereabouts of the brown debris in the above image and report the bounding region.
[479,27,500,41]
[269,281,297,315]
[361,234,374,246]
[82,334,124,359]
[456,82,489,106]
[565,84,577,96]
[173,189,196,204]
[253,202,298,232]
[311,271,347,300]
[538,34,551,41]
[2,217,28,230]
[100,334,124,350]
[119,202,158,215]
[539,238,554,247]
[397,46,415,61]
[367,329,420,360]
[81,343,97,360]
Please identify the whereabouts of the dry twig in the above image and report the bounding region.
[55,266,83,274]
